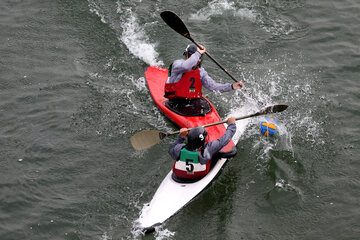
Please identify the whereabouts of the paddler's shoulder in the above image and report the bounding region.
[172,59,186,65]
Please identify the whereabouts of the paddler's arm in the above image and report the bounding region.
[168,128,188,160]
[200,68,244,92]
[172,45,205,73]
[198,118,236,164]
[171,52,202,74]
[167,52,202,84]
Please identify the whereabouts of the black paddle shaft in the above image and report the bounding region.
[191,40,238,83]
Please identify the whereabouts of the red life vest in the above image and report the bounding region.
[172,148,211,179]
[165,68,202,99]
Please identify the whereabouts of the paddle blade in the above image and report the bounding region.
[261,104,288,115]
[130,130,164,151]
[160,11,191,39]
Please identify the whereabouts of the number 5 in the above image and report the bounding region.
[185,159,194,173]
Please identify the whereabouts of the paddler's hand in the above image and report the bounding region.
[227,117,236,125]
[197,45,206,55]
[232,81,244,90]
[179,128,189,137]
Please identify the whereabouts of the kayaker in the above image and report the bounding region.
[169,117,237,180]
[164,44,244,99]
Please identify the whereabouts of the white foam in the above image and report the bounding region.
[88,1,107,23]
[131,214,175,240]
[117,6,163,66]
[190,0,236,21]
[154,226,175,240]
[100,232,111,240]
[88,0,163,66]
[190,0,297,37]
[233,8,258,22]
[131,76,147,92]
[189,0,258,23]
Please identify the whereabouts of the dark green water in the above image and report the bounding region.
[1,0,359,239]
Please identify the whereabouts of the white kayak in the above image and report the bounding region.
[136,120,247,232]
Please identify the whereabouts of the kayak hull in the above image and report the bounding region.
[138,158,229,232]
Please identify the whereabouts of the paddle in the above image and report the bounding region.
[160,10,238,83]
[130,104,288,150]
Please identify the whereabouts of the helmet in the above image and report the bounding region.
[183,44,198,57]
[186,127,208,151]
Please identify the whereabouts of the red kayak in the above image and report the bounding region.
[144,66,235,153]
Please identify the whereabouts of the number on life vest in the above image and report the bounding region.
[189,77,196,92]
[185,159,194,173]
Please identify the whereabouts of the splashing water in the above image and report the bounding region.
[154,226,176,240]
[189,0,300,38]
[117,3,163,66]
[88,0,164,66]
[190,0,258,22]
[87,1,106,21]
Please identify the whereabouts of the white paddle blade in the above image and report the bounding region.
[130,130,163,151]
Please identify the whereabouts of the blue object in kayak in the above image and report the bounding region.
[259,117,278,136]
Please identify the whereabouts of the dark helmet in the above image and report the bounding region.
[186,127,208,151]
[183,44,198,57]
